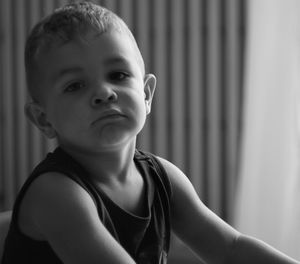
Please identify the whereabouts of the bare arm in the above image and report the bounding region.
[23,172,136,264]
[157,157,299,264]
[0,211,12,261]
[225,235,299,264]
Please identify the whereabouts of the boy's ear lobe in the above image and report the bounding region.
[144,73,156,115]
[24,102,56,139]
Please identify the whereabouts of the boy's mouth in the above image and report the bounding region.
[92,109,126,124]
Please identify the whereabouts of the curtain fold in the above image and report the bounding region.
[234,0,300,260]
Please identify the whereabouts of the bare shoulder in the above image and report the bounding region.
[21,171,96,219]
[155,156,197,200]
[20,172,136,264]
[23,171,95,212]
[19,172,97,239]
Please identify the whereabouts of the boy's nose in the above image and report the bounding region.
[91,85,118,106]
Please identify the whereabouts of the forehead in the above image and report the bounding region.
[37,30,144,75]
[37,32,144,84]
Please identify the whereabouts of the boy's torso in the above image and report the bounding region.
[2,147,171,264]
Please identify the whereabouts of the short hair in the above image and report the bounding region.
[25,1,144,102]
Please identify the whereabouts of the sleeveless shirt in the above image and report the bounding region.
[1,148,172,264]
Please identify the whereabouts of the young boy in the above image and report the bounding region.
[1,2,299,264]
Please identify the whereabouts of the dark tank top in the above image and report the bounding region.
[1,148,172,264]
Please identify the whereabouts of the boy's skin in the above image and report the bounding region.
[15,4,299,264]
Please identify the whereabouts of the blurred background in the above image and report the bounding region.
[0,0,299,263]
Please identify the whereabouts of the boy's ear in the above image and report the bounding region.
[143,73,156,115]
[24,102,57,139]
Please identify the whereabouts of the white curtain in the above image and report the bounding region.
[234,0,300,260]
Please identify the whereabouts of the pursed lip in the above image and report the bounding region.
[92,109,126,125]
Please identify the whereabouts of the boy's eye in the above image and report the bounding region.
[108,72,130,82]
[64,81,85,93]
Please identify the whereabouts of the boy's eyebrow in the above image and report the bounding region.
[54,67,83,81]
[103,56,132,67]
[104,55,144,73]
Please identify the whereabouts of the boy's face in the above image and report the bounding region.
[26,30,156,154]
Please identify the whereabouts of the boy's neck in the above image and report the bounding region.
[61,141,137,184]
